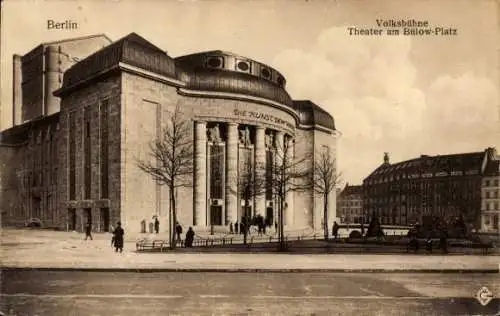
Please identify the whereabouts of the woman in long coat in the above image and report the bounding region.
[113,222,125,253]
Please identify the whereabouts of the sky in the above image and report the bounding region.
[1,0,499,185]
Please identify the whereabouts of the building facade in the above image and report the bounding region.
[1,33,337,234]
[362,149,498,229]
[1,35,111,228]
[336,184,363,224]
[480,149,500,233]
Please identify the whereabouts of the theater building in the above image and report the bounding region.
[0,33,337,234]
[362,149,498,229]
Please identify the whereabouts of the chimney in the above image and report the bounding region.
[383,152,390,164]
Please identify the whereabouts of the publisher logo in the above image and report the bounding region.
[476,287,494,306]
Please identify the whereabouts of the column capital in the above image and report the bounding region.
[255,126,265,131]
[227,122,238,127]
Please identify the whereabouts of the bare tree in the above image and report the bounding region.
[270,136,312,250]
[311,148,341,240]
[228,149,267,244]
[137,105,194,249]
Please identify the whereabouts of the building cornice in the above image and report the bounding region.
[177,88,300,123]
[118,62,186,87]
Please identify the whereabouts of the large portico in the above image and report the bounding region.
[193,120,295,229]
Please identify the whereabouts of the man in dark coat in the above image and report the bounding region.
[113,221,125,253]
[175,222,183,243]
[154,218,160,234]
[185,227,195,247]
[84,222,93,240]
[332,221,339,239]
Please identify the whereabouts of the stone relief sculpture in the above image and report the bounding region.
[208,124,221,143]
[239,127,251,146]
[265,134,274,149]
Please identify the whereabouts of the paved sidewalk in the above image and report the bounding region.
[1,229,499,272]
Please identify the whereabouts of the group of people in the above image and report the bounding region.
[150,218,196,248]
[229,215,277,236]
[84,221,124,253]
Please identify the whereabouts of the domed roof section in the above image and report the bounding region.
[292,100,335,130]
[175,51,293,107]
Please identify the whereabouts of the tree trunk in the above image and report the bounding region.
[243,198,249,245]
[279,193,285,251]
[171,188,177,249]
[323,193,329,241]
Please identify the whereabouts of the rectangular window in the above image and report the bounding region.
[486,191,490,198]
[494,179,499,187]
[209,144,224,199]
[485,180,490,186]
[69,112,76,200]
[84,107,91,199]
[265,150,274,200]
[100,100,109,198]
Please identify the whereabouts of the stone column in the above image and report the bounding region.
[225,123,239,225]
[285,135,294,227]
[275,131,284,226]
[194,121,207,226]
[254,127,266,217]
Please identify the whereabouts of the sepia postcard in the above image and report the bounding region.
[0,0,499,315]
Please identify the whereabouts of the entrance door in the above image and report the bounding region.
[68,209,76,231]
[100,208,110,232]
[210,205,222,225]
[266,207,274,226]
[32,197,41,219]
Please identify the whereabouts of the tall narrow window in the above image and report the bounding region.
[84,107,91,199]
[265,150,274,200]
[209,144,224,200]
[69,112,76,200]
[100,100,109,198]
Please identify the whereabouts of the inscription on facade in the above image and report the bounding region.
[233,109,294,130]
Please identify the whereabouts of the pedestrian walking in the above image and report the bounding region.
[113,221,125,253]
[229,222,234,234]
[84,222,93,240]
[175,222,183,243]
[154,217,160,234]
[185,227,195,247]
[439,229,448,254]
[234,221,239,234]
[332,221,339,239]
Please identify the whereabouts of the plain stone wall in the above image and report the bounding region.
[293,128,315,229]
[121,73,183,234]
[313,129,337,233]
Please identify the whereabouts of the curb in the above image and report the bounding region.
[1,267,499,273]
